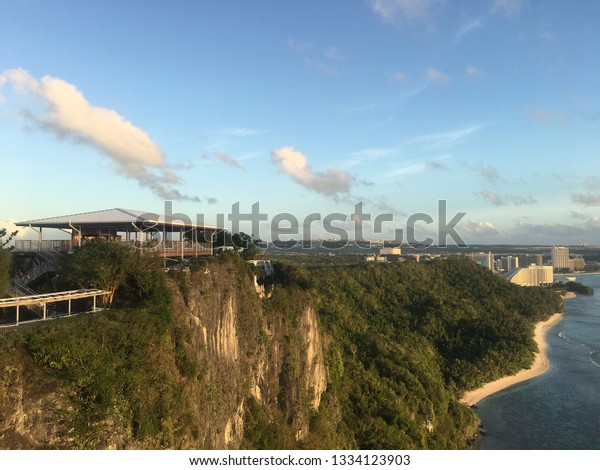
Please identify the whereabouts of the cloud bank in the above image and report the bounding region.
[1,68,200,201]
[271,146,353,199]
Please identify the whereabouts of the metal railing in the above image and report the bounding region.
[13,239,212,255]
[14,240,72,253]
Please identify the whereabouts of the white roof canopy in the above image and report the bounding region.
[17,208,222,232]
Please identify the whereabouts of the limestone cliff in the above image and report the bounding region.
[0,257,328,449]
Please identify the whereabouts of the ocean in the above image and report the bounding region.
[476,274,600,449]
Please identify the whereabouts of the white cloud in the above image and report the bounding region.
[371,0,443,22]
[287,38,313,52]
[425,159,448,170]
[540,31,555,41]
[524,107,569,125]
[213,127,265,137]
[393,162,427,176]
[406,124,484,149]
[1,68,200,201]
[474,163,499,182]
[455,17,484,42]
[345,146,399,167]
[215,151,244,170]
[492,0,526,15]
[480,190,503,205]
[524,107,550,122]
[465,65,485,79]
[271,146,353,199]
[303,58,340,77]
[324,46,345,60]
[0,219,36,244]
[426,68,450,84]
[571,192,600,207]
[510,194,538,206]
[391,71,411,85]
[459,219,500,236]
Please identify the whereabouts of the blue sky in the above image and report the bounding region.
[1,0,599,245]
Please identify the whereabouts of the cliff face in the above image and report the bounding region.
[176,261,327,448]
[0,355,72,448]
[0,258,328,449]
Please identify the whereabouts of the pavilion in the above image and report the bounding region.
[14,207,225,259]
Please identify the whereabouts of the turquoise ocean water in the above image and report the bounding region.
[476,274,600,449]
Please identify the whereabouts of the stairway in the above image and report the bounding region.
[7,280,56,318]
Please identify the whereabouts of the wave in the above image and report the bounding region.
[558,331,589,348]
[590,350,600,368]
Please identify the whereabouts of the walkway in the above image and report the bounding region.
[0,289,110,328]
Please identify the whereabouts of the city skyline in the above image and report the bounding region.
[1,1,599,244]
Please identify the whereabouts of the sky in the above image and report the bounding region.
[1,0,599,245]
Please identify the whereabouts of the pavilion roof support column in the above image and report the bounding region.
[69,222,82,248]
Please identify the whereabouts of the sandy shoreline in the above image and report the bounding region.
[561,291,576,300]
[460,312,564,406]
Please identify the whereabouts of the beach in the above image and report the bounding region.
[461,312,564,406]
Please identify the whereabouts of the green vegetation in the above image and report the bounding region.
[550,281,594,296]
[1,240,179,447]
[0,227,17,297]
[268,258,561,449]
[54,239,167,308]
[0,246,562,449]
[0,249,9,297]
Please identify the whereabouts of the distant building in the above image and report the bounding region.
[379,247,401,256]
[365,255,388,263]
[500,256,519,271]
[469,252,494,271]
[517,254,543,267]
[569,257,586,271]
[551,246,570,269]
[248,259,274,276]
[502,265,554,286]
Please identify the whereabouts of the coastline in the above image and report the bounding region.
[460,312,564,406]
[561,291,576,300]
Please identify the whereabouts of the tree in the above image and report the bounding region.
[56,239,163,307]
[0,228,18,297]
[213,231,263,259]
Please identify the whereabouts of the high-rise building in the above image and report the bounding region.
[470,252,494,271]
[501,256,519,271]
[551,246,570,269]
[517,254,544,267]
